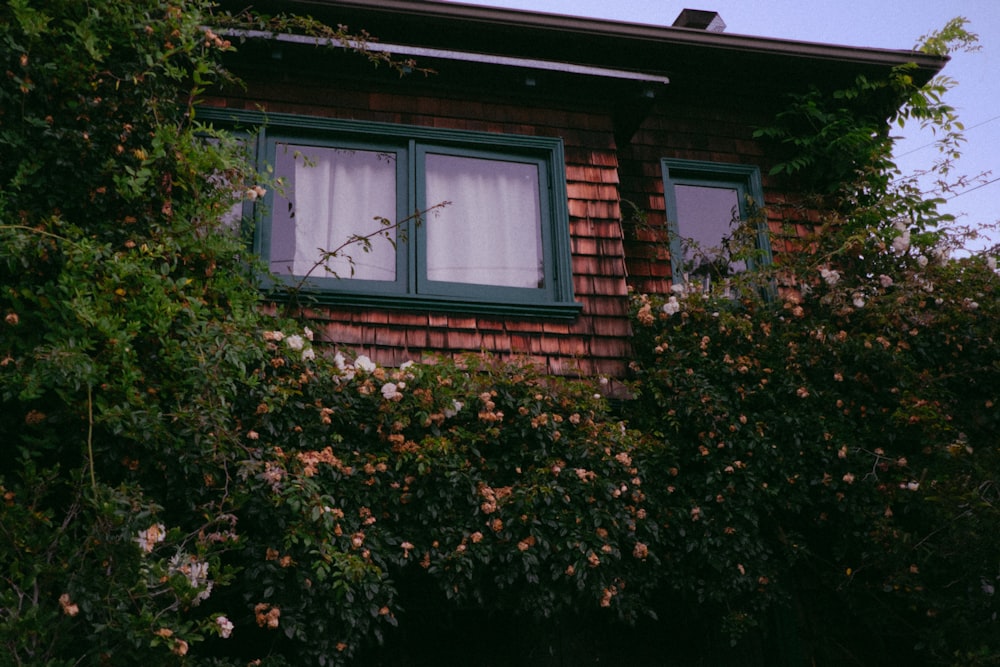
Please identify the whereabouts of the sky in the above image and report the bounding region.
[435,0,1000,254]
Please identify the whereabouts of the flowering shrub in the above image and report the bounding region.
[628,238,999,661]
[224,340,656,663]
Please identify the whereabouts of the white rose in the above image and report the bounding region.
[354,355,376,373]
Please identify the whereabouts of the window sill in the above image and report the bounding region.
[261,280,584,320]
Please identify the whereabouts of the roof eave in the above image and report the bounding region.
[267,0,947,78]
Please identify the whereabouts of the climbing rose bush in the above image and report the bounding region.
[627,226,1000,662]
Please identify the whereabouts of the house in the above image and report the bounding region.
[203,0,945,378]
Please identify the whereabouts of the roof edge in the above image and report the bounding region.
[284,0,947,74]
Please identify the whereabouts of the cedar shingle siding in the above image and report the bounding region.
[210,71,636,377]
[210,0,945,377]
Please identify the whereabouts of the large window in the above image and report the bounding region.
[200,109,578,318]
[661,159,770,291]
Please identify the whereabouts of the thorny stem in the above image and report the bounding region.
[296,203,448,286]
[0,224,80,248]
[280,203,449,313]
[87,384,96,494]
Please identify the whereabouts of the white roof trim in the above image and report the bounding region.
[220,29,671,85]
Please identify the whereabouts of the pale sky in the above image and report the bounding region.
[435,0,1000,253]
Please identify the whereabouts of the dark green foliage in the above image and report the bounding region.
[628,249,1000,663]
[1,0,266,662]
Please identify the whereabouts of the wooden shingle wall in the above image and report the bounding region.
[210,70,631,378]
[210,61,818,378]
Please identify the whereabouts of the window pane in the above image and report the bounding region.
[424,153,544,289]
[201,136,247,234]
[674,184,744,275]
[271,144,397,281]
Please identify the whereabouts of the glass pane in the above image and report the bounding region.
[201,136,247,234]
[674,184,744,277]
[270,144,397,281]
[424,153,544,289]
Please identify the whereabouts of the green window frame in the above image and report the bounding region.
[198,108,579,318]
[661,158,770,290]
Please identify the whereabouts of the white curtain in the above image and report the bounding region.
[424,153,544,289]
[270,144,396,281]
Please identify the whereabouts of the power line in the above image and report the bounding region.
[895,113,1000,158]
[947,174,1000,200]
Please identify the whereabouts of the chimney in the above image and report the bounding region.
[672,9,726,33]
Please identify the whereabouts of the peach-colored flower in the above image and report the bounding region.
[136,523,166,553]
[255,603,281,629]
[261,462,284,489]
[58,593,79,617]
[636,303,654,326]
[24,409,46,425]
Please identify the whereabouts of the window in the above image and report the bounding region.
[661,159,770,291]
[200,109,579,318]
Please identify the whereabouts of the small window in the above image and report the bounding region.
[661,159,770,292]
[199,109,579,318]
